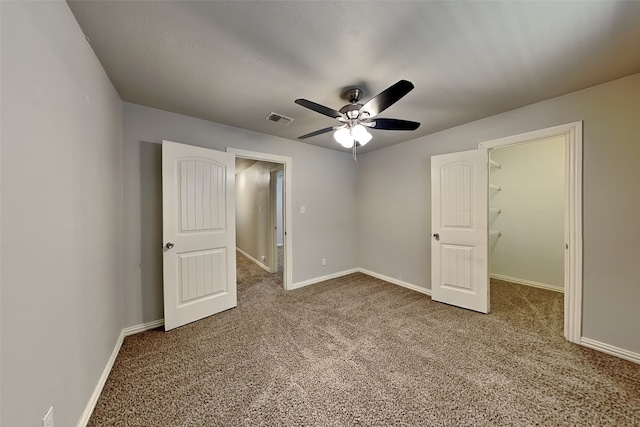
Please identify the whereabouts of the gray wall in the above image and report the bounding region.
[1,2,124,426]
[357,73,640,354]
[123,103,358,326]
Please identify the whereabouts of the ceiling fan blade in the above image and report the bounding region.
[295,99,343,119]
[359,80,415,118]
[371,118,420,131]
[298,126,335,139]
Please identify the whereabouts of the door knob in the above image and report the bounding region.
[165,242,175,249]
[433,233,440,241]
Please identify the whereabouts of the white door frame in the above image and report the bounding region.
[227,147,293,290]
[478,122,583,344]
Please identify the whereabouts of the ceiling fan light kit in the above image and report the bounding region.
[333,124,372,148]
[295,80,420,159]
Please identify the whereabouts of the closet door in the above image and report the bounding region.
[431,149,489,313]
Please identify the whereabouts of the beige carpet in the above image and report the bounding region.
[89,253,640,426]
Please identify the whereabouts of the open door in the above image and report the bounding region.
[162,140,237,331]
[431,148,489,313]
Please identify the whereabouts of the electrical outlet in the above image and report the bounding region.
[42,407,54,427]
[300,205,306,214]
[322,258,326,266]
[261,255,265,262]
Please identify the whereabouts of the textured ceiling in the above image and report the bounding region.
[67,1,640,153]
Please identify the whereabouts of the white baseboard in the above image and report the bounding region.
[123,318,165,336]
[289,268,431,296]
[490,273,563,293]
[76,330,124,427]
[77,319,165,426]
[236,247,271,273]
[358,269,432,296]
[290,269,358,290]
[580,337,640,365]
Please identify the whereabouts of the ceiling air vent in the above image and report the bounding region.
[266,112,294,125]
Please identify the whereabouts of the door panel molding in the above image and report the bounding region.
[479,121,583,344]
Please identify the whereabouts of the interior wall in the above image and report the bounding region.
[1,2,124,426]
[489,137,565,289]
[236,161,277,268]
[357,73,640,354]
[122,102,358,327]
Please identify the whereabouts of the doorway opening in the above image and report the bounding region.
[227,147,293,290]
[479,122,583,343]
[487,136,565,337]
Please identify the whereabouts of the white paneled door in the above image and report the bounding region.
[162,141,237,331]
[431,149,489,313]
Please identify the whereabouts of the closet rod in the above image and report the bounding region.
[489,230,502,236]
[489,208,502,213]
[489,184,501,191]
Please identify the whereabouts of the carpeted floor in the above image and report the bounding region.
[88,252,640,426]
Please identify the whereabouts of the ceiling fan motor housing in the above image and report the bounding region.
[339,103,363,119]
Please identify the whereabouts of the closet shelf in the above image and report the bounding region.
[489,184,501,191]
[489,208,502,213]
[489,230,502,237]
[489,158,502,169]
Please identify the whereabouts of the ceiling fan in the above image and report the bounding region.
[294,80,420,152]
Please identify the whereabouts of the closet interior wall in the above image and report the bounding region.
[488,137,565,292]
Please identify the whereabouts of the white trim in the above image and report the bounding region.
[290,269,358,290]
[478,122,580,149]
[227,147,293,290]
[358,269,432,296]
[290,268,432,296]
[123,318,165,336]
[565,122,583,344]
[479,121,583,344]
[76,331,124,427]
[236,247,271,273]
[490,273,563,293]
[77,319,165,426]
[580,338,640,365]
